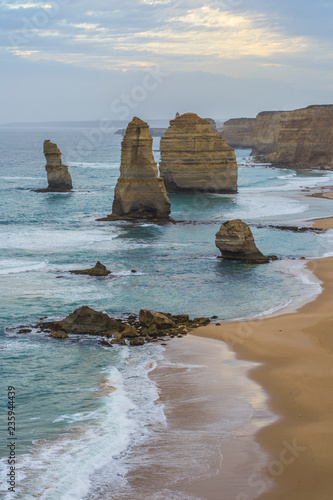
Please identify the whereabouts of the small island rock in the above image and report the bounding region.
[42,140,73,191]
[215,219,269,264]
[70,261,111,276]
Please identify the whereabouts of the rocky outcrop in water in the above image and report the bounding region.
[159,113,238,193]
[220,118,256,148]
[215,219,269,263]
[100,117,171,221]
[70,262,111,276]
[42,140,73,191]
[32,306,211,345]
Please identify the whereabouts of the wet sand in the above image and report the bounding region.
[310,216,333,230]
[96,335,274,499]
[192,254,333,499]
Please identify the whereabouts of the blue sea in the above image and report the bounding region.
[1,125,333,499]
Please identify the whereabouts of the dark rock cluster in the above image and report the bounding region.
[33,306,211,346]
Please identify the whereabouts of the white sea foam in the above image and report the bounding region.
[217,192,307,220]
[69,162,119,169]
[0,228,118,251]
[0,259,47,275]
[0,344,166,500]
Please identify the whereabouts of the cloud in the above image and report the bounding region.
[0,0,320,74]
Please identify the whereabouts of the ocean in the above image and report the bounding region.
[1,125,333,499]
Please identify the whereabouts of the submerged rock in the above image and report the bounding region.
[215,219,269,264]
[130,336,145,346]
[100,117,171,221]
[159,113,238,193]
[40,140,73,192]
[70,261,111,276]
[49,330,69,339]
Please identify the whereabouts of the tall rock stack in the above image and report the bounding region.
[43,140,73,191]
[103,117,171,220]
[159,113,238,193]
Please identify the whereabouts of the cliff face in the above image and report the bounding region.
[251,111,288,155]
[267,105,333,168]
[106,117,171,220]
[220,118,256,148]
[43,140,72,191]
[159,113,238,193]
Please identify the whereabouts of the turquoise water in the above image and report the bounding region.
[1,126,333,499]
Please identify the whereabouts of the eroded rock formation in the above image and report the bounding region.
[215,219,269,264]
[43,140,72,191]
[251,111,288,156]
[33,306,211,346]
[70,261,111,276]
[266,105,333,168]
[220,118,256,148]
[101,117,171,220]
[159,113,238,193]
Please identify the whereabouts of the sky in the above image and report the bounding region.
[0,0,332,123]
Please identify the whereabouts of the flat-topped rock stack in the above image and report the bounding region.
[159,113,238,193]
[42,140,72,191]
[101,117,171,221]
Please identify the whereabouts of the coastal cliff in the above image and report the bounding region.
[251,111,288,155]
[220,118,256,148]
[159,113,238,193]
[42,140,72,191]
[266,105,333,168]
[101,117,171,221]
[222,105,333,169]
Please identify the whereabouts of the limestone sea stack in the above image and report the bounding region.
[215,219,269,264]
[43,140,72,191]
[159,113,238,193]
[102,117,171,221]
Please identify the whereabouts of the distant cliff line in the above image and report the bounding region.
[220,104,333,169]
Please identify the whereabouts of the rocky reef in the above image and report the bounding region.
[32,306,212,346]
[159,113,238,193]
[215,219,269,264]
[69,261,111,276]
[100,117,171,221]
[41,140,73,191]
[220,118,256,148]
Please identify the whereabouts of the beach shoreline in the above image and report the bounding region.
[188,248,333,499]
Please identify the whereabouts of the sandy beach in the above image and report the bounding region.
[190,247,333,498]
